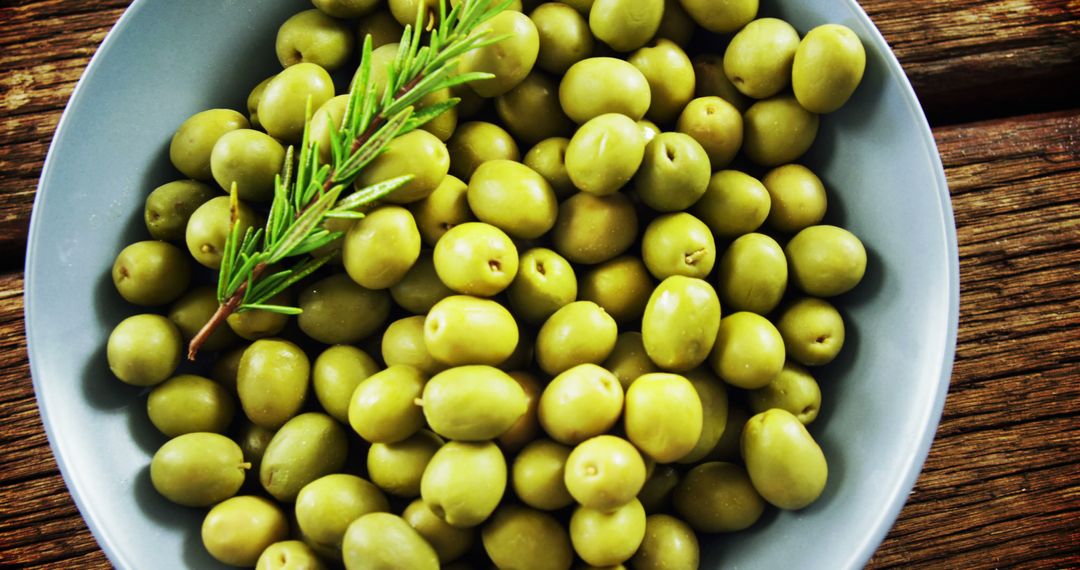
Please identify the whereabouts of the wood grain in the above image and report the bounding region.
[1,0,1078,258]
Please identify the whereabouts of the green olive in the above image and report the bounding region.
[579,256,653,325]
[656,0,695,45]
[234,420,274,477]
[523,137,575,200]
[107,314,182,387]
[559,57,651,123]
[603,332,659,390]
[641,276,721,372]
[642,213,716,280]
[211,345,247,396]
[226,290,292,341]
[709,311,786,391]
[678,0,757,33]
[776,296,845,366]
[342,205,422,290]
[692,54,751,112]
[419,87,460,142]
[565,435,646,511]
[508,247,578,325]
[170,109,249,181]
[569,499,646,567]
[202,496,288,567]
[168,286,238,352]
[638,119,661,143]
[316,0,381,18]
[629,514,699,570]
[296,473,390,560]
[785,224,868,297]
[144,180,217,242]
[706,403,751,463]
[468,160,559,239]
[552,192,638,265]
[260,412,348,502]
[421,441,507,528]
[389,252,455,314]
[637,464,679,514]
[258,63,335,143]
[531,2,594,75]
[448,121,521,180]
[348,365,427,444]
[793,24,867,113]
[150,432,247,507]
[388,0,439,26]
[411,175,474,246]
[498,371,544,451]
[536,302,618,376]
[425,295,520,366]
[256,541,325,570]
[677,96,744,169]
[311,345,379,424]
[482,505,574,570]
[539,364,623,445]
[742,94,819,166]
[628,38,695,124]
[673,462,764,532]
[357,130,450,204]
[185,195,257,269]
[495,71,575,146]
[625,373,703,463]
[716,232,788,315]
[433,222,520,297]
[298,273,390,344]
[565,113,646,196]
[749,361,822,424]
[357,10,404,49]
[403,499,476,564]
[422,365,528,441]
[382,315,444,375]
[635,132,711,212]
[676,368,730,464]
[275,9,354,71]
[723,18,801,99]
[237,339,310,429]
[741,408,828,509]
[459,10,539,97]
[512,439,575,511]
[368,430,444,498]
[112,240,191,306]
[693,169,770,238]
[762,164,828,234]
[210,128,285,203]
[342,512,439,569]
[589,0,663,53]
[246,75,273,130]
[147,374,234,437]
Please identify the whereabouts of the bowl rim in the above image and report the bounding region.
[23,0,959,568]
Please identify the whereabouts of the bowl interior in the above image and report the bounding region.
[26,0,957,568]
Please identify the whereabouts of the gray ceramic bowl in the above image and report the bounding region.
[26,0,958,568]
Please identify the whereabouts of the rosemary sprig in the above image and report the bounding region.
[187,0,512,360]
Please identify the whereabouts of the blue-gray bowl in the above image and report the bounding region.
[25,0,958,567]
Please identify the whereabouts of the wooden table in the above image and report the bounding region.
[1,1,1077,568]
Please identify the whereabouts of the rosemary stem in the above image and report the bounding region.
[187,262,267,360]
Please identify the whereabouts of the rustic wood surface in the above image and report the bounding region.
[1,0,1078,568]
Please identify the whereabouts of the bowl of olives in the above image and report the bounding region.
[26,0,957,568]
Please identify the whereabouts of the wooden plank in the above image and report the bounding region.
[1,0,1078,258]
[1,108,1078,567]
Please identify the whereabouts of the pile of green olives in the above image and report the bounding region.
[106,0,870,568]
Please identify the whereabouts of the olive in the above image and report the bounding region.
[107,314,182,387]
[508,247,578,325]
[742,94,819,166]
[298,273,391,344]
[260,412,349,502]
[382,315,445,375]
[368,430,444,498]
[569,499,646,567]
[150,432,247,507]
[723,18,801,99]
[762,164,828,234]
[185,195,257,269]
[741,409,828,509]
[235,420,274,477]
[641,213,716,280]
[468,160,559,239]
[448,121,521,180]
[482,505,574,570]
[748,361,822,424]
[709,311,785,390]
[512,439,575,511]
[390,252,455,314]
[579,256,653,325]
[459,10,539,97]
[776,296,846,366]
[693,170,770,238]
[343,205,422,290]
[237,339,310,430]
[634,132,711,213]
[433,222,520,297]
[342,512,439,569]
[678,0,757,33]
[692,54,751,112]
[112,240,191,306]
[629,514,700,570]
[258,63,335,143]
[425,295,520,366]
[275,9,354,71]
[523,137,576,200]
[530,2,594,75]
[388,0,439,27]
[677,96,744,169]
[357,9,405,50]
[168,286,239,352]
[498,371,544,452]
[411,175,474,247]
[559,57,651,123]
[295,473,390,560]
[673,462,764,532]
[311,345,380,424]
[316,0,381,18]
[226,290,292,341]
[495,71,575,146]
[356,129,450,204]
[202,496,288,567]
[147,374,234,437]
[256,541,325,570]
[144,180,217,242]
[624,373,703,463]
[656,0,695,46]
[637,464,679,514]
[421,441,507,528]
[589,0,663,53]
[602,332,659,390]
[565,435,646,511]
[716,232,788,315]
[246,76,273,130]
[677,368,730,464]
[551,192,638,265]
[565,113,646,196]
[348,365,427,444]
[641,276,721,372]
[538,364,623,445]
[792,24,867,114]
[535,302,618,376]
[628,38,695,124]
[403,499,476,564]
[170,109,249,181]
[785,225,868,297]
[422,365,528,441]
